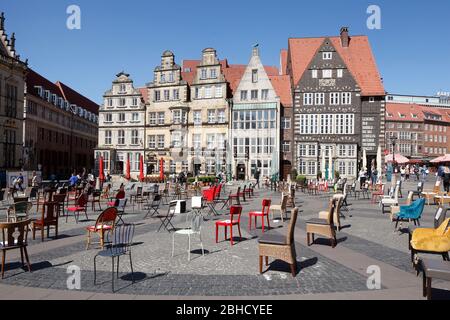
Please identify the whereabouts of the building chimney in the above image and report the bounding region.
[340,27,349,47]
[0,12,4,31]
[10,32,15,50]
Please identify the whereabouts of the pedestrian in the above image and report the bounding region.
[359,168,367,189]
[254,169,261,189]
[405,165,410,181]
[443,165,450,193]
[69,173,79,188]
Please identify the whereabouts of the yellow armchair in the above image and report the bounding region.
[410,218,450,265]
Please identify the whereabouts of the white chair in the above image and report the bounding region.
[270,193,288,222]
[381,185,399,214]
[186,196,203,223]
[172,214,204,261]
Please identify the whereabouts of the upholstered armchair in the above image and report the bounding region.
[392,198,425,231]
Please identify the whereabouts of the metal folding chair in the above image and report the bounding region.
[155,201,177,232]
[144,194,162,219]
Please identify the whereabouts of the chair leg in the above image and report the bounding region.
[265,256,269,266]
[86,231,91,250]
[259,256,263,274]
[238,224,242,241]
[94,255,97,285]
[1,250,5,279]
[230,226,234,246]
[20,247,24,267]
[23,246,31,273]
[215,225,218,243]
[129,253,135,283]
[290,263,296,277]
[111,257,115,292]
[117,256,120,278]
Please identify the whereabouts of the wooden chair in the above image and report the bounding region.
[422,180,441,205]
[91,190,102,212]
[66,193,89,223]
[7,201,32,223]
[270,193,289,222]
[319,195,344,231]
[306,198,338,248]
[86,207,118,250]
[259,208,299,277]
[32,201,59,242]
[52,194,66,218]
[0,219,32,278]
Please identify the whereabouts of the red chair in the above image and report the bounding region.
[66,193,89,223]
[202,185,216,201]
[204,186,219,216]
[86,207,117,250]
[249,199,272,233]
[228,187,241,205]
[215,206,243,245]
[107,190,126,207]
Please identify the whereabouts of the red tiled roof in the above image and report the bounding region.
[386,103,423,122]
[138,87,149,104]
[56,81,99,114]
[26,69,99,114]
[269,75,292,107]
[288,35,385,96]
[280,49,288,75]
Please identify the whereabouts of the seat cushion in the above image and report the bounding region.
[87,225,113,232]
[411,229,450,252]
[306,218,330,226]
[216,220,238,226]
[421,258,450,281]
[258,234,287,245]
[249,211,264,216]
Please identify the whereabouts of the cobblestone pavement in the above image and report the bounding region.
[0,178,449,298]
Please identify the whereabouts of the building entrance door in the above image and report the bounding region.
[237,164,246,181]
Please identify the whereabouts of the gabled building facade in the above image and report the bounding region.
[145,51,190,175]
[0,12,27,171]
[96,72,145,178]
[231,46,281,180]
[287,28,386,179]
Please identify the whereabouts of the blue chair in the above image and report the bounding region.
[394,198,425,231]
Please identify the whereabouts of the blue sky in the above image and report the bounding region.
[2,0,450,104]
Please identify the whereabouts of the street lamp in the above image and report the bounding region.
[390,134,398,170]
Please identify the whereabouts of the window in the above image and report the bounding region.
[338,145,346,157]
[193,134,201,149]
[282,117,291,129]
[158,112,165,125]
[118,113,126,122]
[173,110,181,124]
[315,93,325,105]
[173,89,179,100]
[169,72,174,82]
[193,111,202,125]
[172,131,183,148]
[104,131,112,145]
[252,69,258,83]
[158,135,165,149]
[201,69,207,79]
[342,92,352,105]
[323,52,332,60]
[282,141,291,153]
[303,93,313,105]
[118,130,125,145]
[119,84,126,93]
[131,130,139,145]
[119,98,126,107]
[240,90,248,101]
[369,97,375,103]
[132,97,138,106]
[160,74,166,83]
[322,69,332,78]
[154,90,160,102]
[149,113,157,125]
[307,161,317,176]
[208,110,216,123]
[215,86,223,98]
[298,160,307,175]
[251,90,258,100]
[338,161,346,175]
[107,98,113,107]
[312,70,318,78]
[261,89,269,100]
[104,114,112,123]
[148,135,156,149]
[298,145,307,157]
[218,109,226,123]
[330,92,340,105]
[204,86,212,99]
[337,69,343,78]
[131,113,139,122]
[164,90,170,101]
[207,134,216,149]
[210,69,217,79]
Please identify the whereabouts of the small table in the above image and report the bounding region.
[421,258,450,300]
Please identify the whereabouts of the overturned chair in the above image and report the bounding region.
[258,208,299,277]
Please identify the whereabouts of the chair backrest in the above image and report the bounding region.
[40,201,58,223]
[325,198,337,225]
[116,198,128,212]
[280,193,289,210]
[229,206,242,222]
[192,196,203,209]
[286,208,299,245]
[434,180,441,193]
[152,184,159,194]
[434,207,448,229]
[393,185,400,201]
[95,207,118,228]
[215,184,222,199]
[406,191,414,206]
[58,188,68,195]
[105,223,135,255]
[151,194,161,207]
[435,218,450,236]
[417,182,424,192]
[76,193,88,207]
[53,194,66,204]
[168,201,177,215]
[14,196,28,204]
[0,219,31,248]
[190,214,203,233]
[11,201,32,215]
[262,199,271,215]
[136,186,143,195]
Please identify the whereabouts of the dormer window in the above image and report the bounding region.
[51,94,57,105]
[210,69,217,79]
[411,114,417,119]
[45,90,50,101]
[398,113,406,118]
[35,86,43,97]
[168,72,174,82]
[323,52,333,60]
[160,74,166,83]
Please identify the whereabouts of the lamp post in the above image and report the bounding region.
[390,134,398,171]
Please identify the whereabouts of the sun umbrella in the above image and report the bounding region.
[125,156,131,180]
[328,151,333,181]
[431,154,450,163]
[99,156,105,181]
[270,150,279,182]
[377,145,382,178]
[159,158,165,182]
[362,149,367,170]
[385,154,409,164]
[321,149,326,178]
[139,155,145,182]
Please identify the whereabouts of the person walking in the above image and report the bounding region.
[254,169,261,189]
[359,168,367,189]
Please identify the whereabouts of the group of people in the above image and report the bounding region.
[358,166,379,188]
[438,163,450,192]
